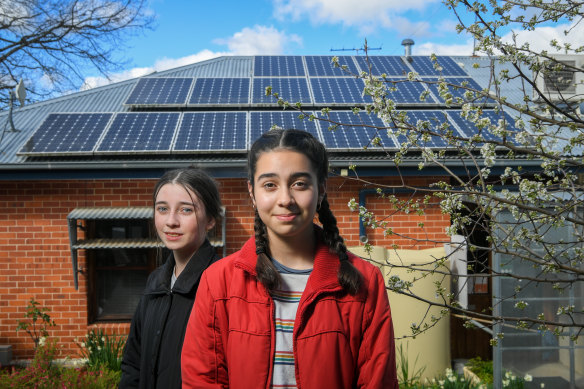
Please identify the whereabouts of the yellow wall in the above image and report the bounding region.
[350,245,451,381]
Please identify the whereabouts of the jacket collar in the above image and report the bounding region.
[234,225,342,293]
[146,239,217,295]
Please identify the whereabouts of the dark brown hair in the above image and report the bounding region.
[248,129,362,294]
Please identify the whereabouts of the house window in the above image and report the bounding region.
[85,219,158,322]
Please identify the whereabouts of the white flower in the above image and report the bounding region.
[38,337,46,346]
[524,374,533,382]
[540,383,545,388]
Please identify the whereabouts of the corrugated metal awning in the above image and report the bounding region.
[68,207,152,220]
[67,206,155,290]
[72,238,161,250]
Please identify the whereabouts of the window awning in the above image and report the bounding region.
[67,206,226,290]
[67,207,156,290]
[68,207,153,220]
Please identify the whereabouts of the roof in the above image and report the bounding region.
[0,54,537,179]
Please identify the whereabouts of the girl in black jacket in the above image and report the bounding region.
[119,168,222,389]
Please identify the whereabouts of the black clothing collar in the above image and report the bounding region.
[145,239,217,295]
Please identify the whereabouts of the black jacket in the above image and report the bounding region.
[119,239,219,389]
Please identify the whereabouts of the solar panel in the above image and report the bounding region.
[447,110,519,144]
[355,56,411,76]
[254,56,305,76]
[383,78,437,104]
[317,111,398,150]
[249,111,320,144]
[18,113,112,156]
[124,78,193,106]
[96,112,180,153]
[252,78,312,104]
[189,78,250,105]
[311,78,370,105]
[174,112,247,151]
[305,56,359,76]
[424,77,485,104]
[393,110,455,148]
[408,56,468,76]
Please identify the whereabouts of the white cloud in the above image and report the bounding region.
[412,19,584,55]
[82,26,301,90]
[273,0,439,35]
[391,17,431,39]
[213,25,302,55]
[501,21,584,53]
[412,20,584,57]
[81,50,227,90]
[413,39,475,56]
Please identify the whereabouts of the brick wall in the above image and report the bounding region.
[0,175,449,359]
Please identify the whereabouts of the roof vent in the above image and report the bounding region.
[401,39,415,58]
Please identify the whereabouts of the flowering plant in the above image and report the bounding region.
[425,368,479,389]
[76,328,126,371]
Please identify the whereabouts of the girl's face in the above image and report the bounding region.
[249,149,324,243]
[154,183,215,262]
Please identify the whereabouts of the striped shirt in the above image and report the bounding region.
[271,258,311,389]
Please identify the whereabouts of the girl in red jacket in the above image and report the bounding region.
[182,129,398,388]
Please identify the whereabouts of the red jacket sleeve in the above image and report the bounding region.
[356,265,398,389]
[181,270,228,388]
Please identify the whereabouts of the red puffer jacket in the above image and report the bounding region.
[181,234,398,389]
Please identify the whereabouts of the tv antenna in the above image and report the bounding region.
[4,79,26,133]
[0,79,26,150]
[330,45,382,54]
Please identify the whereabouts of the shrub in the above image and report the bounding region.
[0,339,121,389]
[466,357,493,385]
[0,364,121,388]
[16,298,56,349]
[77,329,126,372]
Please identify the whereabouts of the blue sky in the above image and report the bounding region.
[84,0,583,88]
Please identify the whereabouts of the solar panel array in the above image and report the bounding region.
[189,78,249,105]
[447,110,518,144]
[254,56,305,76]
[311,78,369,104]
[305,56,359,76]
[252,78,312,104]
[318,111,397,150]
[408,56,468,77]
[97,113,179,154]
[175,112,247,151]
[384,78,437,104]
[20,113,112,155]
[393,110,453,148]
[125,78,192,106]
[355,56,411,76]
[21,55,502,156]
[424,77,486,103]
[249,111,319,142]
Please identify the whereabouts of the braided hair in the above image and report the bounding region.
[248,129,362,294]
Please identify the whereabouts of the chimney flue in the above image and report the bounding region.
[401,38,415,57]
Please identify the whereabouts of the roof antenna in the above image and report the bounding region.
[0,79,26,150]
[4,79,26,133]
[330,45,382,54]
